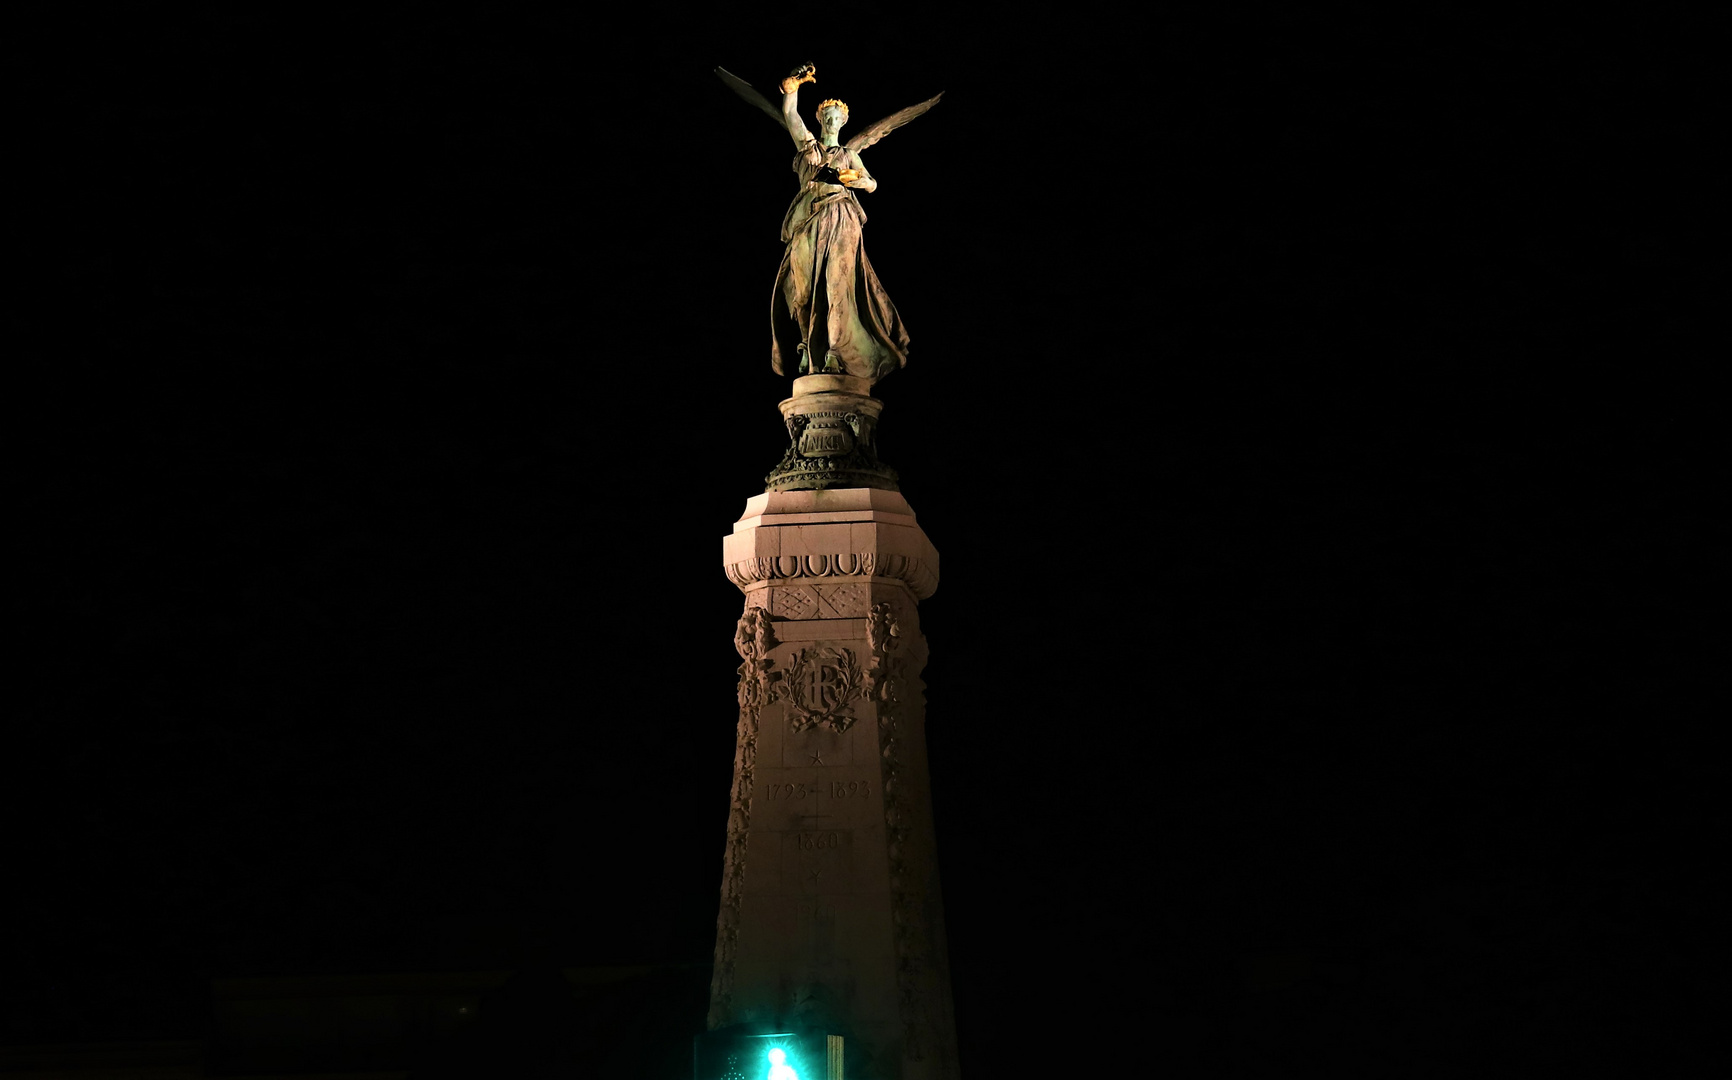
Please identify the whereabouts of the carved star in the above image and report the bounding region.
[809,750,825,766]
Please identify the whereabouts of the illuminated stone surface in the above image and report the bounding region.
[711,487,958,1079]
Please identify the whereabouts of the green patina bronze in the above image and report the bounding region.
[715,64,941,387]
[715,64,940,494]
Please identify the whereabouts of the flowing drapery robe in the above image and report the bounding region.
[771,98,910,382]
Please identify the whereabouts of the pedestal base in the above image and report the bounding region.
[713,489,956,1080]
[766,378,899,493]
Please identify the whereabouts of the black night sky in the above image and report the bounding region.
[11,8,1715,1076]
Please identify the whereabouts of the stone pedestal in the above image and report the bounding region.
[710,488,958,1080]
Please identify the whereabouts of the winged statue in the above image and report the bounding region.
[715,63,942,384]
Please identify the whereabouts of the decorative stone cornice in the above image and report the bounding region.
[724,552,938,599]
[722,488,941,602]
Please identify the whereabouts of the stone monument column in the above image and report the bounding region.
[708,374,959,1079]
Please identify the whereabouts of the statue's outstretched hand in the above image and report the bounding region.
[779,64,817,94]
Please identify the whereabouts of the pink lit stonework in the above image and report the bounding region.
[710,487,959,1079]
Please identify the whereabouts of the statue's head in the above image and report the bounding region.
[816,98,848,135]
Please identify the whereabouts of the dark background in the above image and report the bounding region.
[10,7,1716,1076]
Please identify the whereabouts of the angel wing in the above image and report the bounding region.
[845,92,944,153]
[714,67,784,130]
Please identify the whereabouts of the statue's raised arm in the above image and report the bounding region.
[713,63,941,387]
[776,64,822,163]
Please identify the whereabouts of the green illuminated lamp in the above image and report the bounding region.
[767,1046,798,1079]
[694,1028,846,1080]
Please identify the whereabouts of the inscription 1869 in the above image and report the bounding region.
[764,780,872,801]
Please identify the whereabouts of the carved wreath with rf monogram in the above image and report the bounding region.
[771,600,905,733]
[779,646,867,732]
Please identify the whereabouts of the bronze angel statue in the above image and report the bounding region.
[715,63,942,384]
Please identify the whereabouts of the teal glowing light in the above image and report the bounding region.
[766,1045,798,1080]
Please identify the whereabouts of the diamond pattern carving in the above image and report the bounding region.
[816,582,868,617]
[772,586,818,620]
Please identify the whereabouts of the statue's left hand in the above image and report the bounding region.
[836,169,861,185]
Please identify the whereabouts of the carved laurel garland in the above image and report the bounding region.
[864,601,903,706]
[723,552,938,599]
[867,601,932,1062]
[708,606,779,1028]
[780,646,867,733]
